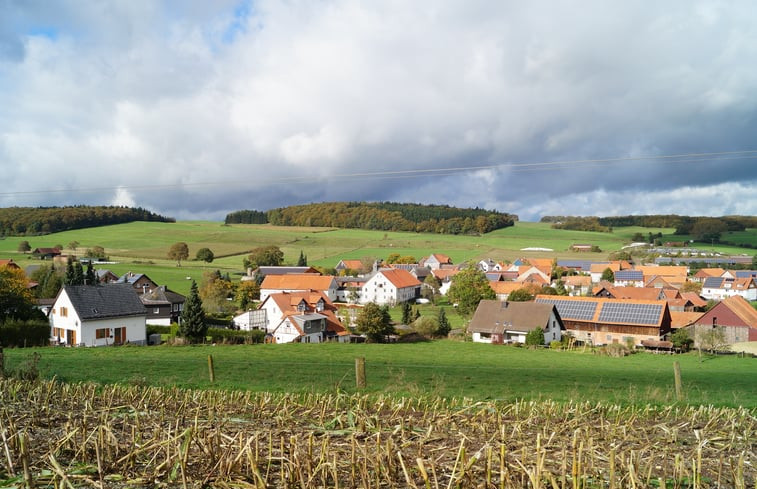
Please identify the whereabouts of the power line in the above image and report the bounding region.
[2,149,755,197]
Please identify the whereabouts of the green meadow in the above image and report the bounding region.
[3,341,755,407]
[2,220,753,295]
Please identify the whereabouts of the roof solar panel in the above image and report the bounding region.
[735,271,757,278]
[598,303,662,325]
[536,298,597,321]
[703,277,723,288]
[615,270,643,280]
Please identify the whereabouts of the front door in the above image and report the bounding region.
[66,329,76,346]
[114,327,125,345]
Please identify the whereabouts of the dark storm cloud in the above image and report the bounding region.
[1,1,755,221]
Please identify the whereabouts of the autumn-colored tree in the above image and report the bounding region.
[235,280,261,310]
[0,265,39,322]
[168,242,189,267]
[17,240,31,253]
[244,245,284,269]
[199,270,235,314]
[355,303,394,343]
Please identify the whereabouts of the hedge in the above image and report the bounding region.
[0,320,51,347]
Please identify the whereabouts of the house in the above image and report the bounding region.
[0,259,21,270]
[680,292,708,310]
[687,295,757,347]
[613,270,644,287]
[535,295,672,347]
[589,263,617,283]
[360,268,421,305]
[468,300,564,345]
[488,281,525,301]
[32,247,61,260]
[692,268,726,283]
[486,271,518,282]
[478,259,497,272]
[95,269,119,283]
[420,253,452,270]
[49,284,147,346]
[516,266,551,283]
[636,265,688,288]
[644,275,678,290]
[260,274,338,302]
[335,276,367,303]
[232,309,267,330]
[701,277,757,301]
[139,286,186,326]
[115,272,160,295]
[559,275,592,296]
[258,290,349,343]
[335,259,367,275]
[432,268,459,295]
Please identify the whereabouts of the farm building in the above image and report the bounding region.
[535,295,672,347]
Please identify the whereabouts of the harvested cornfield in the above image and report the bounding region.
[0,379,754,488]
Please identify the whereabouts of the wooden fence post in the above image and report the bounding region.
[207,355,215,383]
[673,361,683,401]
[355,357,366,389]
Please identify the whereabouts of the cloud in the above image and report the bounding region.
[1,1,756,221]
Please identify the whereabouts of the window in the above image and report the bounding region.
[60,307,68,317]
[154,308,160,314]
[95,328,109,339]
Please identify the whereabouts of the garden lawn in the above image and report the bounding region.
[4,341,755,408]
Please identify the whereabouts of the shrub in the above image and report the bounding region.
[549,341,562,350]
[207,328,265,344]
[525,328,545,347]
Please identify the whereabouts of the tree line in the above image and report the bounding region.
[541,214,757,243]
[0,206,174,236]
[226,202,517,235]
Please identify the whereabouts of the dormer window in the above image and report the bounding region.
[297,301,306,312]
[316,299,324,312]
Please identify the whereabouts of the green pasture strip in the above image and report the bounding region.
[4,341,754,407]
[2,221,755,295]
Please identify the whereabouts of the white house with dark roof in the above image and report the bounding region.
[49,284,147,346]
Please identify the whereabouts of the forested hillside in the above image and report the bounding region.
[0,206,174,236]
[226,202,517,234]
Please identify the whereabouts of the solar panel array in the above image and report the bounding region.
[536,298,597,320]
[735,271,757,278]
[615,270,643,280]
[703,277,723,288]
[598,302,663,325]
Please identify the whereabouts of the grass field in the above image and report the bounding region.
[2,220,755,295]
[4,341,755,407]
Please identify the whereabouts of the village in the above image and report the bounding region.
[3,245,756,353]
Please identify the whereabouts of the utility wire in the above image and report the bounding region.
[2,149,755,197]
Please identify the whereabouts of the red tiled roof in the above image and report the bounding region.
[262,274,335,291]
[378,268,421,289]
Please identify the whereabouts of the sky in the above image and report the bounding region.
[1,0,756,222]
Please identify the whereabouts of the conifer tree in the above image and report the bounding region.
[401,301,412,325]
[437,307,451,337]
[64,257,75,285]
[85,262,97,285]
[179,280,207,342]
[73,261,84,285]
[297,250,307,266]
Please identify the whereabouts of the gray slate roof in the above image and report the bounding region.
[63,284,147,320]
[468,300,562,334]
[139,285,186,305]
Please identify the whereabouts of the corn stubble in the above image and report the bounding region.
[0,379,753,488]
